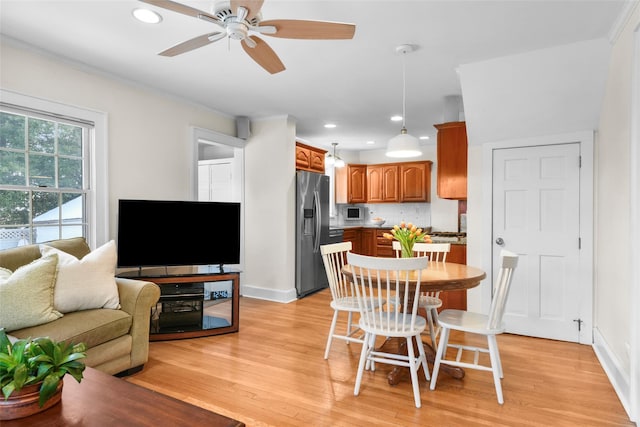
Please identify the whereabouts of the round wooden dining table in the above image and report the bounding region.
[341,261,486,384]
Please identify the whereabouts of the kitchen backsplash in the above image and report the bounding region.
[334,203,431,227]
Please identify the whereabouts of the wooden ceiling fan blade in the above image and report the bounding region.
[231,0,264,22]
[241,36,285,74]
[159,33,225,57]
[139,0,220,23]
[259,20,356,40]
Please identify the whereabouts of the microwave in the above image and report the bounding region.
[344,206,363,221]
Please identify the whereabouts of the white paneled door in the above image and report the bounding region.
[492,143,583,342]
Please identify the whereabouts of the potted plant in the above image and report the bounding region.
[0,328,86,419]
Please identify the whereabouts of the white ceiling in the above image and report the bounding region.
[0,0,628,152]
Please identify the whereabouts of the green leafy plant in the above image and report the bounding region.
[0,328,86,407]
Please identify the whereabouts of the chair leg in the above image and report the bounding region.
[366,333,376,371]
[415,335,430,381]
[346,311,355,344]
[324,310,339,359]
[430,326,450,391]
[406,336,422,408]
[491,335,504,378]
[488,334,504,404]
[426,309,437,348]
[354,332,372,396]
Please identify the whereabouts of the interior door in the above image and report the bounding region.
[492,143,584,342]
[198,160,233,202]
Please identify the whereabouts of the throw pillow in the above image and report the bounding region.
[40,240,120,313]
[0,253,63,332]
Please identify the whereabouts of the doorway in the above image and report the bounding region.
[190,126,245,270]
[483,132,594,344]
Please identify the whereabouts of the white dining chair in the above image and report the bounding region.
[320,242,366,359]
[429,249,518,404]
[393,241,451,347]
[347,252,430,408]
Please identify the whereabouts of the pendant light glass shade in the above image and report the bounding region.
[327,142,345,168]
[386,45,422,158]
[386,127,421,158]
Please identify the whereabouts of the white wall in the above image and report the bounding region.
[460,38,611,145]
[0,38,237,242]
[593,4,640,420]
[241,115,298,302]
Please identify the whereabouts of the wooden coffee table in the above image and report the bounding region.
[2,367,244,426]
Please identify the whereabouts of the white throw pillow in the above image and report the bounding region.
[0,253,63,332]
[40,240,120,313]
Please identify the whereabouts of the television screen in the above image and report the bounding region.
[117,199,241,268]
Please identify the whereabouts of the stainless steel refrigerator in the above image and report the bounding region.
[295,170,338,297]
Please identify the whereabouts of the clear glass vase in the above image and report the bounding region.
[400,241,414,258]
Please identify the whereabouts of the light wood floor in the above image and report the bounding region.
[125,289,632,427]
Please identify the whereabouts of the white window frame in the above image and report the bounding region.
[0,89,109,248]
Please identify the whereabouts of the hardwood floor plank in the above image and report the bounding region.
[125,289,632,426]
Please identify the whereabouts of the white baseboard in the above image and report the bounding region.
[592,327,632,420]
[240,284,297,303]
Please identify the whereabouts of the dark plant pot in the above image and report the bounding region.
[0,381,63,420]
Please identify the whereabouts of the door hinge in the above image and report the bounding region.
[578,155,582,168]
[578,237,581,249]
[573,318,583,332]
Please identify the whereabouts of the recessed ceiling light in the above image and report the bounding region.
[132,8,162,24]
[366,140,376,145]
[390,115,403,122]
[419,136,430,140]
[324,123,337,128]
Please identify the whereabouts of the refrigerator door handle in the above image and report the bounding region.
[313,190,321,253]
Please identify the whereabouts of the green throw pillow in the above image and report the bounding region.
[0,253,63,332]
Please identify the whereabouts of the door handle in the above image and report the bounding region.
[495,237,504,246]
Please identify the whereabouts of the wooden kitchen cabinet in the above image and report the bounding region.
[295,142,326,173]
[342,228,362,254]
[367,164,399,203]
[434,121,467,200]
[360,229,376,256]
[439,244,467,310]
[335,164,367,204]
[400,161,432,202]
[375,229,394,257]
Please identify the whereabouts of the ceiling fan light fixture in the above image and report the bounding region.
[132,8,162,24]
[386,44,422,158]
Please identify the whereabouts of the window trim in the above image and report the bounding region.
[0,89,109,248]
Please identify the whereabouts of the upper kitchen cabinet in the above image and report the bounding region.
[295,142,326,174]
[434,121,467,200]
[336,164,367,204]
[367,164,399,203]
[400,161,432,202]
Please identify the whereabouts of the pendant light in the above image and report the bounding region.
[326,142,345,168]
[386,44,422,158]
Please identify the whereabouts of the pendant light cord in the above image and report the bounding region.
[402,51,407,129]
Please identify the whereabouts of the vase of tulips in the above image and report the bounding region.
[383,222,432,258]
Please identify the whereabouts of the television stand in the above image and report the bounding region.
[118,267,240,341]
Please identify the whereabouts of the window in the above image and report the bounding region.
[0,90,108,249]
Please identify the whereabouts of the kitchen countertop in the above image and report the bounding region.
[331,225,466,245]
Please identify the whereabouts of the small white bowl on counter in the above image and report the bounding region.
[370,219,386,227]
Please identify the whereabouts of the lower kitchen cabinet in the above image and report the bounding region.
[375,229,394,257]
[342,228,361,254]
[439,244,467,310]
[361,229,376,256]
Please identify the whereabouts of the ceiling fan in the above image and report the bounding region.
[140,0,356,74]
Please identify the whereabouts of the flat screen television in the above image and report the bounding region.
[117,199,241,269]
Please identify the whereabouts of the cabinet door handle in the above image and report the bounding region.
[495,237,504,246]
